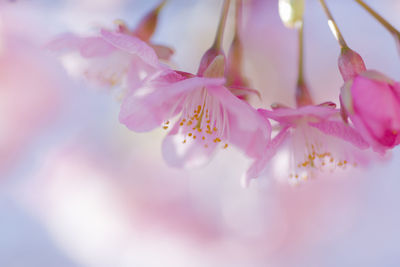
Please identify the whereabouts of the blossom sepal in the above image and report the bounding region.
[338,47,366,82]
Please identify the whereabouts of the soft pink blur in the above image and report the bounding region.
[22,138,366,266]
[0,9,68,175]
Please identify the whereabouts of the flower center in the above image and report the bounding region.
[162,88,229,149]
[286,124,358,184]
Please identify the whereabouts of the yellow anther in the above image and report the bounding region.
[188,133,192,137]
[318,153,328,159]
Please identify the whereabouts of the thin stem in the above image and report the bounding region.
[355,0,400,36]
[297,22,304,86]
[318,0,348,49]
[213,0,231,50]
[234,0,243,39]
[295,21,313,107]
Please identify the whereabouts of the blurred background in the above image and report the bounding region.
[1,0,400,266]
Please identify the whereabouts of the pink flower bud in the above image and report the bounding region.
[341,70,400,154]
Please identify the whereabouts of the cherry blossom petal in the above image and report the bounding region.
[243,127,290,186]
[150,44,175,61]
[309,120,369,150]
[262,105,337,124]
[101,29,160,67]
[46,33,115,57]
[79,37,116,58]
[126,57,159,90]
[162,123,218,168]
[206,85,271,158]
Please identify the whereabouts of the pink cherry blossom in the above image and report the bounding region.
[120,55,271,168]
[244,103,371,186]
[47,0,172,88]
[339,49,400,154]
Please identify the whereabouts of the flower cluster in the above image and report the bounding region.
[49,0,400,186]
